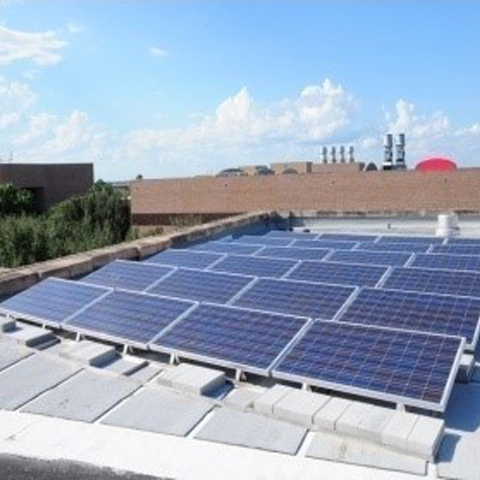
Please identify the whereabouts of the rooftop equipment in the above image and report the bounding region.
[348,146,354,163]
[321,146,328,164]
[383,134,394,170]
[339,146,346,163]
[330,146,337,164]
[395,134,406,170]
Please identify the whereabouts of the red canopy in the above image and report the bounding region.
[415,157,457,172]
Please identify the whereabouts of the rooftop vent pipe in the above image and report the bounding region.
[331,146,337,164]
[383,134,394,170]
[348,145,355,163]
[339,146,346,163]
[436,213,460,237]
[321,146,328,164]
[395,134,406,170]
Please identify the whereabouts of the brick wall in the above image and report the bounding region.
[131,168,480,222]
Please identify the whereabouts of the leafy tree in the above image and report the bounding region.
[0,183,34,216]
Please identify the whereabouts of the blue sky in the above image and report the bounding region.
[0,1,479,180]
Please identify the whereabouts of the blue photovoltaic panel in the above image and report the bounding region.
[383,267,480,298]
[411,253,480,272]
[448,238,480,245]
[211,254,297,278]
[340,288,480,348]
[378,235,443,244]
[266,230,319,240]
[233,278,354,319]
[292,239,358,250]
[432,245,480,256]
[286,261,388,287]
[319,233,378,242]
[256,246,330,261]
[65,290,194,346]
[81,260,174,292]
[190,241,263,256]
[230,235,294,247]
[147,268,254,304]
[273,320,463,411]
[0,278,109,326]
[152,303,309,374]
[328,250,411,267]
[357,242,430,253]
[145,249,223,269]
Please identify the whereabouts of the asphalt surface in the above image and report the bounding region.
[0,454,170,480]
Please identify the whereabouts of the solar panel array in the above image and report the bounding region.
[4,228,480,411]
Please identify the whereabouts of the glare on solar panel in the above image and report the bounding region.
[273,320,463,411]
[151,303,309,374]
[147,268,255,304]
[0,278,110,327]
[382,267,480,298]
[211,254,298,278]
[432,245,480,255]
[339,287,480,349]
[319,233,378,242]
[328,250,411,267]
[145,249,224,269]
[378,235,444,244]
[230,235,294,247]
[292,239,358,250]
[65,290,195,347]
[356,242,430,253]
[286,261,388,287]
[233,278,355,319]
[81,260,174,291]
[190,241,263,256]
[256,246,330,261]
[411,253,480,272]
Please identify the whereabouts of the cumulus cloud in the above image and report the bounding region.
[0,76,36,130]
[0,24,67,66]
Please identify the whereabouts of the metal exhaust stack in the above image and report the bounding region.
[383,134,393,170]
[321,146,328,164]
[330,146,337,164]
[395,134,406,170]
[348,145,355,163]
[339,145,346,163]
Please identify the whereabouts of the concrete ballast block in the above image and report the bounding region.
[273,389,331,427]
[336,402,375,437]
[381,411,419,452]
[7,324,57,348]
[157,363,199,388]
[170,364,226,396]
[313,397,353,431]
[224,388,263,411]
[0,317,16,333]
[406,415,445,460]
[356,406,395,443]
[456,354,475,383]
[253,384,293,415]
[60,340,117,367]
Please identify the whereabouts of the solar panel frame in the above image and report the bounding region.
[255,246,331,261]
[292,239,359,250]
[319,233,379,243]
[150,303,312,376]
[144,249,226,269]
[410,253,480,272]
[232,277,356,320]
[356,242,431,253]
[210,254,299,278]
[378,235,445,244]
[286,260,389,287]
[64,289,197,349]
[432,245,480,255]
[80,259,176,292]
[328,249,413,267]
[272,320,464,412]
[0,278,112,327]
[447,237,480,245]
[265,230,320,240]
[146,267,256,304]
[189,241,264,256]
[339,287,480,349]
[229,235,296,247]
[382,267,480,298]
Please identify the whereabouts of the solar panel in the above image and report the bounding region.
[190,241,263,256]
[383,267,480,298]
[0,278,109,327]
[340,288,480,348]
[81,260,174,291]
[292,239,358,250]
[233,278,354,320]
[147,268,254,304]
[319,233,379,242]
[286,261,388,287]
[357,242,430,253]
[145,249,224,269]
[328,250,412,267]
[273,320,463,411]
[230,235,294,247]
[65,290,195,347]
[211,254,298,278]
[266,230,319,240]
[432,245,480,255]
[378,235,443,244]
[151,303,309,374]
[256,246,330,261]
[447,238,480,245]
[411,253,480,272]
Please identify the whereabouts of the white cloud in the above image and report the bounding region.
[149,46,168,58]
[0,76,36,130]
[0,24,67,66]
[66,22,83,34]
